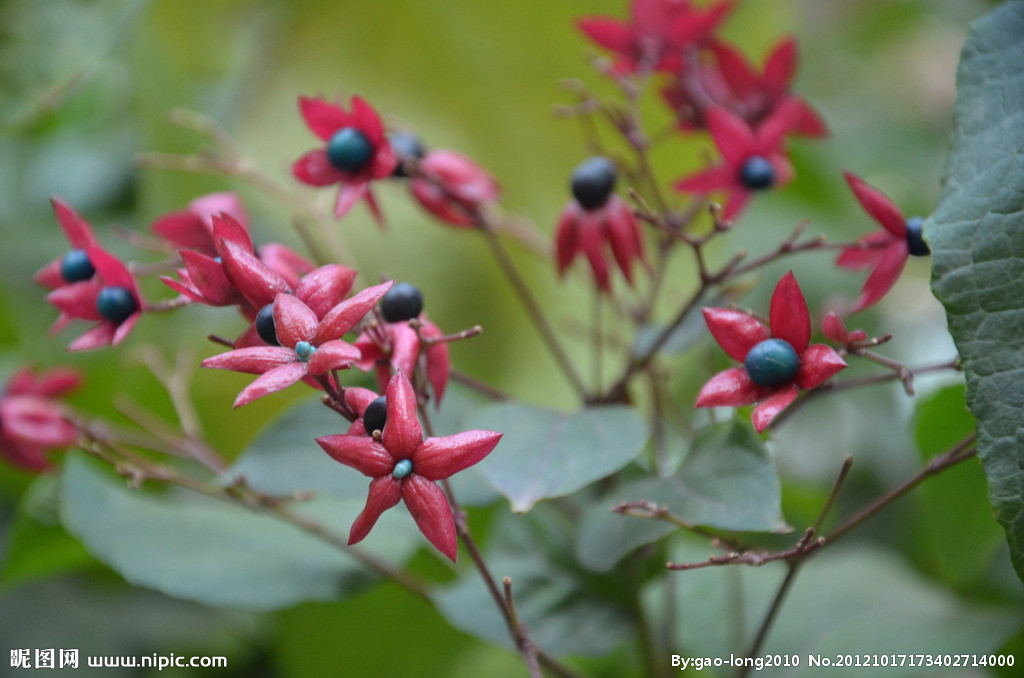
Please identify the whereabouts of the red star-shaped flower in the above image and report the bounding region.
[150,192,249,257]
[0,366,82,472]
[45,246,144,351]
[292,95,396,225]
[317,372,502,561]
[706,38,827,137]
[201,282,392,407]
[34,198,102,293]
[674,101,802,220]
[410,150,500,228]
[355,317,450,404]
[555,195,647,294]
[836,171,929,312]
[696,272,847,432]
[578,0,733,74]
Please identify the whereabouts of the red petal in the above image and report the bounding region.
[295,265,358,319]
[348,476,402,546]
[411,179,475,227]
[219,240,291,310]
[47,281,103,321]
[390,323,420,377]
[314,280,394,345]
[292,149,345,187]
[835,232,895,270]
[34,258,65,289]
[181,251,239,306]
[12,367,82,397]
[350,95,384,147]
[273,293,318,348]
[382,372,422,460]
[334,182,366,220]
[577,17,633,53]
[702,307,769,362]
[674,165,734,194]
[67,322,117,351]
[402,475,458,562]
[763,37,797,95]
[711,40,759,97]
[51,197,99,249]
[555,205,582,275]
[420,321,450,404]
[843,171,907,238]
[369,143,397,181]
[211,213,254,254]
[201,346,294,375]
[190,192,248,229]
[299,96,350,141]
[706,106,755,165]
[580,220,611,293]
[769,153,795,187]
[111,312,140,345]
[306,339,361,375]
[721,190,752,221]
[769,271,810,353]
[151,211,210,253]
[233,362,307,407]
[316,434,394,477]
[695,367,765,408]
[795,344,847,390]
[1,396,76,447]
[87,247,140,299]
[852,241,909,312]
[258,244,314,287]
[344,387,380,417]
[413,430,502,481]
[792,99,828,137]
[603,196,644,284]
[751,385,799,432]
[822,312,850,344]
[754,98,802,152]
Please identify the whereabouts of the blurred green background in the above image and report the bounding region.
[1,0,1020,676]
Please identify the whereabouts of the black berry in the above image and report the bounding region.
[60,249,96,283]
[389,131,426,177]
[256,303,280,346]
[739,156,776,190]
[96,286,137,324]
[905,217,930,257]
[363,396,387,434]
[571,156,618,210]
[381,282,423,323]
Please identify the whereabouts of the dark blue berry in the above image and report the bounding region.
[96,286,137,324]
[363,395,387,434]
[744,338,800,387]
[905,217,930,257]
[256,303,279,346]
[389,131,426,178]
[327,127,374,172]
[380,282,423,323]
[60,249,96,283]
[571,156,618,210]
[739,156,776,190]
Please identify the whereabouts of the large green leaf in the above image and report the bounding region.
[576,422,787,572]
[59,453,419,610]
[928,1,1024,584]
[466,403,648,512]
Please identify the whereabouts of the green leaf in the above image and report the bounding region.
[59,453,420,610]
[466,403,648,512]
[913,385,1003,586]
[0,475,94,589]
[928,1,1024,584]
[576,422,787,572]
[433,508,634,657]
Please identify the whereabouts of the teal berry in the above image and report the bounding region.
[327,127,374,172]
[60,249,96,283]
[388,131,426,178]
[255,303,280,346]
[739,156,775,190]
[96,286,137,324]
[571,156,618,210]
[392,459,413,479]
[362,395,387,434]
[905,217,930,257]
[744,338,800,387]
[294,341,316,362]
